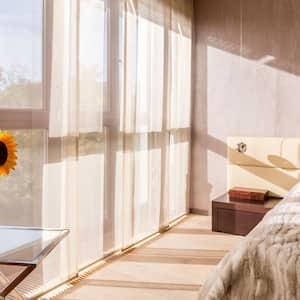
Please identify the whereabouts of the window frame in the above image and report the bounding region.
[0,0,49,130]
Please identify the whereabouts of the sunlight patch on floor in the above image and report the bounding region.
[41,215,243,300]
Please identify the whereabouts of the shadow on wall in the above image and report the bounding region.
[191,0,300,212]
[228,143,300,195]
[197,0,300,76]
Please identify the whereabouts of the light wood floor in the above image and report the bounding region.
[42,215,243,300]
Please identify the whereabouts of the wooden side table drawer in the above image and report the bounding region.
[212,195,280,236]
[212,206,265,236]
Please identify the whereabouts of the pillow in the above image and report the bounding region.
[287,182,300,197]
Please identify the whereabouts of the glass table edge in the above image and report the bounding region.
[0,226,69,232]
[0,227,69,265]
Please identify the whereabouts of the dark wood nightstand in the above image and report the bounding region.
[212,194,281,236]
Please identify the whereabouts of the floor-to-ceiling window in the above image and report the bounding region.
[0,0,193,297]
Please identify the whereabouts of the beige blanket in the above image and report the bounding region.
[198,187,300,300]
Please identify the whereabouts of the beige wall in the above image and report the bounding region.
[191,0,300,213]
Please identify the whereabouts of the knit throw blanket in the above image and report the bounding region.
[198,186,300,300]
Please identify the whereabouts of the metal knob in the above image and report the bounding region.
[237,142,247,153]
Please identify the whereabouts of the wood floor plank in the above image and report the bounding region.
[121,254,222,265]
[75,279,201,291]
[131,247,228,258]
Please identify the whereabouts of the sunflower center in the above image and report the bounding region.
[0,141,8,166]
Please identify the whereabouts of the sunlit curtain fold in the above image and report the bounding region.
[123,0,192,237]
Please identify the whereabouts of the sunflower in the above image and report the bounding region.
[0,131,17,176]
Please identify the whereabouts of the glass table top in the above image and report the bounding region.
[0,227,69,265]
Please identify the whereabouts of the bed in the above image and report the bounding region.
[198,137,300,300]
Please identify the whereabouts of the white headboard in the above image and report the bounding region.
[228,137,300,198]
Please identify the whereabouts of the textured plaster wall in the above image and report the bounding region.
[191,0,300,213]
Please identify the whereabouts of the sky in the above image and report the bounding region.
[0,0,42,82]
[0,0,107,83]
